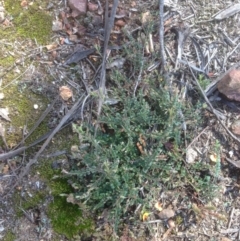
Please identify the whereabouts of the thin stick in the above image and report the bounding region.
[143,219,163,224]
[159,0,165,73]
[187,126,209,149]
[97,0,119,116]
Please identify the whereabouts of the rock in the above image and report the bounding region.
[231,119,240,135]
[217,69,240,101]
[68,0,87,17]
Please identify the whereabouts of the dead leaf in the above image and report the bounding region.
[0,108,11,122]
[154,201,163,211]
[52,20,63,32]
[67,193,75,204]
[186,148,198,163]
[2,19,11,26]
[115,19,126,27]
[64,48,95,65]
[0,123,5,137]
[221,237,233,241]
[59,86,73,101]
[46,43,58,51]
[0,93,4,100]
[88,2,98,12]
[142,11,151,24]
[106,58,125,69]
[209,153,217,163]
[2,164,9,174]
[158,209,175,219]
[69,34,78,42]
[168,219,175,228]
[142,212,150,221]
[20,0,28,7]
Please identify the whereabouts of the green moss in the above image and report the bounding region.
[37,162,94,239]
[14,191,46,217]
[1,83,48,146]
[2,231,16,241]
[5,0,52,44]
[0,56,15,66]
[48,196,93,239]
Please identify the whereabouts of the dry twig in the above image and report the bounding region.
[97,0,119,116]
[159,0,165,73]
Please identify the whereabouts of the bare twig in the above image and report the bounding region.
[97,0,119,116]
[187,126,209,149]
[225,157,240,168]
[159,0,165,73]
[143,219,163,224]
[0,62,34,90]
[228,207,235,229]
[133,49,144,97]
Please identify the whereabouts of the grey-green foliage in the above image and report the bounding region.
[69,75,217,231]
[70,85,185,224]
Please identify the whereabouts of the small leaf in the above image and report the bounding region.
[46,43,58,50]
[154,201,163,212]
[209,153,217,163]
[0,108,11,122]
[59,86,73,101]
[142,212,150,221]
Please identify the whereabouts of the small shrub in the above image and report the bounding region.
[68,76,216,231]
[65,31,217,232]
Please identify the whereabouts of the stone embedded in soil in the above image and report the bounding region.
[68,0,87,17]
[217,69,240,101]
[231,119,240,135]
